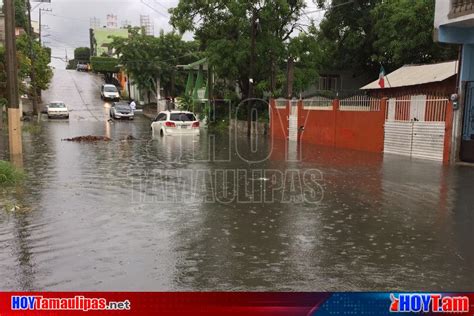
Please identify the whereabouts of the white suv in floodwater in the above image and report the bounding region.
[151,110,200,137]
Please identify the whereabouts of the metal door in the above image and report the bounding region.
[463,82,474,141]
[461,82,474,162]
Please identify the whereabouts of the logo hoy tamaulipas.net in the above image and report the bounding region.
[390,293,470,313]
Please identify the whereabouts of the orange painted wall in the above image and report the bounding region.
[299,100,337,147]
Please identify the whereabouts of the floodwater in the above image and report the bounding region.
[0,70,473,291]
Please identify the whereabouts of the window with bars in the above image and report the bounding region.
[319,75,339,91]
[450,0,474,18]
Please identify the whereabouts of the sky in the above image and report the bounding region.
[33,0,324,69]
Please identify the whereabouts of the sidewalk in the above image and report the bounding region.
[141,104,157,120]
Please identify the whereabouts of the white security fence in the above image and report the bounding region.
[339,95,381,111]
[275,98,288,109]
[302,96,333,110]
[384,95,449,162]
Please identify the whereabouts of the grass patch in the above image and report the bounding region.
[22,123,42,134]
[208,118,230,133]
[0,160,25,186]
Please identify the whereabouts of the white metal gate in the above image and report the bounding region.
[384,96,448,162]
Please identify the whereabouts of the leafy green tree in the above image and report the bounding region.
[315,0,457,78]
[315,0,380,75]
[1,0,28,31]
[14,0,28,30]
[110,28,198,100]
[288,26,323,95]
[16,34,53,92]
[371,0,458,70]
[74,47,91,63]
[170,0,308,98]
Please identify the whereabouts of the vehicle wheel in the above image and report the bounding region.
[160,129,164,137]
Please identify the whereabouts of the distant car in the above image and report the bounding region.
[47,101,69,119]
[110,102,134,120]
[101,84,120,101]
[76,63,88,72]
[151,110,200,137]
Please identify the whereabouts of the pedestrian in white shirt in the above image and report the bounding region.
[130,99,136,113]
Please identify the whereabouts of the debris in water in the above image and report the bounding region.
[121,135,137,141]
[62,135,112,142]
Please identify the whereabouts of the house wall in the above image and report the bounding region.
[301,71,374,98]
[363,77,457,99]
[434,1,474,162]
[435,0,474,31]
[90,28,128,57]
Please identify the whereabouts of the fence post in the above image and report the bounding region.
[333,98,339,147]
[443,101,454,165]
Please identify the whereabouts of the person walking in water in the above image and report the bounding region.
[129,99,137,114]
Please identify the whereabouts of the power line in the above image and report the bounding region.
[42,13,90,21]
[303,0,354,15]
[140,0,169,18]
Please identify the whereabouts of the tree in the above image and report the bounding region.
[316,0,380,75]
[170,0,308,99]
[315,0,458,79]
[372,0,458,70]
[74,47,91,63]
[14,0,28,29]
[110,28,198,100]
[90,56,120,83]
[16,34,53,93]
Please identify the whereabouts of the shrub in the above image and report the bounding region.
[0,160,25,186]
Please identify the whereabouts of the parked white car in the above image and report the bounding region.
[100,84,120,101]
[151,111,200,137]
[47,101,69,119]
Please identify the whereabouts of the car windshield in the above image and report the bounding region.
[116,104,131,111]
[170,113,196,122]
[104,86,117,93]
[50,102,66,108]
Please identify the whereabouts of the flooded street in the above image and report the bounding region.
[0,70,473,291]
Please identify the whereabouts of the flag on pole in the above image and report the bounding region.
[378,65,385,88]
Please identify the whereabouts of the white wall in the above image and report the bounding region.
[435,0,474,28]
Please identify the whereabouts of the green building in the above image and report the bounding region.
[89,27,128,57]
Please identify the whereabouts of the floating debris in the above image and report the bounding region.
[62,135,112,142]
[121,135,137,141]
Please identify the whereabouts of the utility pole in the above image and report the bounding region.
[248,8,257,138]
[26,0,39,115]
[39,8,52,46]
[5,0,23,157]
[286,57,295,99]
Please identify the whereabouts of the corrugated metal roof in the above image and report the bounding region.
[361,60,458,90]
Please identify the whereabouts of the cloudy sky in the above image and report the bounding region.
[33,0,323,68]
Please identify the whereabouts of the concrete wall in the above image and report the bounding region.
[434,0,474,44]
[435,0,474,29]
